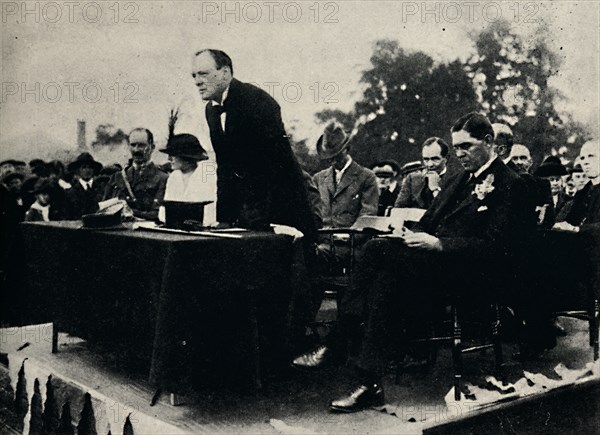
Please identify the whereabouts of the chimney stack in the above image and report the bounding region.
[77,120,87,150]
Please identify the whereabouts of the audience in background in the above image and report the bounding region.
[395,137,450,209]
[535,156,570,217]
[65,153,104,219]
[372,160,401,216]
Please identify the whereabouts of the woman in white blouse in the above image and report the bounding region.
[158,134,217,225]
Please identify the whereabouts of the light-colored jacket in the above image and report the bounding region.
[313,160,379,228]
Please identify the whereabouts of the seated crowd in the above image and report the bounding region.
[1,111,599,413]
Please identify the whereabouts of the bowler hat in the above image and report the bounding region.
[534,156,568,177]
[67,153,103,175]
[400,161,425,176]
[316,122,350,160]
[159,134,208,161]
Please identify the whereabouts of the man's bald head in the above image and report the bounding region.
[509,144,532,174]
[579,140,600,180]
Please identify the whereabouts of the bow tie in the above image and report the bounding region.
[211,104,226,115]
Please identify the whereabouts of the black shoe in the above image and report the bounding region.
[329,383,385,413]
[291,345,334,370]
[552,319,567,337]
[513,335,557,362]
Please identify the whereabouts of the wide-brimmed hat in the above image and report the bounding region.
[534,156,568,177]
[67,153,103,174]
[2,171,25,184]
[159,134,208,161]
[316,122,350,160]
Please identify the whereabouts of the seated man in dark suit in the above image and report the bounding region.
[395,137,450,209]
[535,156,570,219]
[493,124,554,228]
[372,160,401,216]
[293,112,531,412]
[526,141,600,355]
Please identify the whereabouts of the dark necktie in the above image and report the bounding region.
[446,173,476,212]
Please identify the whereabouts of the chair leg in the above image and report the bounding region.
[452,305,462,401]
[52,321,59,353]
[491,303,505,384]
[591,299,599,361]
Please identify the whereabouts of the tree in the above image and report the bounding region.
[466,20,590,165]
[287,120,324,174]
[91,124,128,148]
[314,40,478,167]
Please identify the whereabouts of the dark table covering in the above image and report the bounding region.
[7,221,295,391]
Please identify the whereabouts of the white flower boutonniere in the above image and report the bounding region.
[473,174,495,201]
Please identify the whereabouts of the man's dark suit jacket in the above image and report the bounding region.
[205,78,316,241]
[565,181,600,227]
[346,158,532,375]
[378,185,399,216]
[416,158,531,258]
[342,158,532,321]
[65,180,102,219]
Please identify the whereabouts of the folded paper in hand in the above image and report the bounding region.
[388,207,426,227]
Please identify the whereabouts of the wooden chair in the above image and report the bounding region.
[397,295,504,401]
[386,207,505,401]
[536,228,600,362]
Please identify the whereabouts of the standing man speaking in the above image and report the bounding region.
[192,49,316,241]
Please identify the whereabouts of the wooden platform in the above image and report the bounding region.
[1,319,598,434]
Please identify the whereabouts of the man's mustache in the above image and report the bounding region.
[132,151,144,158]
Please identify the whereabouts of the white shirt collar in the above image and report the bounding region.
[388,180,398,192]
[31,201,50,221]
[212,85,230,106]
[79,178,93,190]
[58,179,72,190]
[474,154,498,179]
[132,161,149,171]
[335,156,353,176]
[591,176,600,186]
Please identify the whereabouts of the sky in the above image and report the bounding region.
[1,0,599,162]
